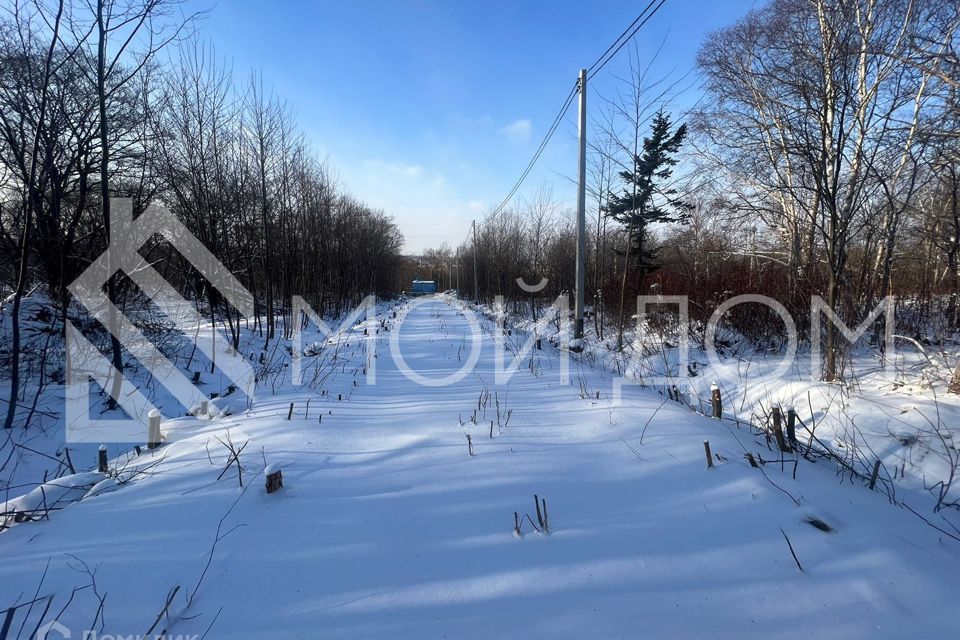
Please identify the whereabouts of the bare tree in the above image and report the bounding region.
[1,0,67,429]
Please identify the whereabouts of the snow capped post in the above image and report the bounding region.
[710,382,722,419]
[98,445,108,473]
[265,463,283,494]
[147,409,162,449]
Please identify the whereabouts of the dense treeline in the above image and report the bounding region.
[435,0,958,381]
[0,0,402,427]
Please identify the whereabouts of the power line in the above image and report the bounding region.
[480,81,578,227]
[478,0,669,228]
[587,0,659,76]
[588,0,668,81]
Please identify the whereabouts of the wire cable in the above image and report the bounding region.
[587,0,659,76]
[479,0,669,227]
[588,0,668,81]
[479,81,578,226]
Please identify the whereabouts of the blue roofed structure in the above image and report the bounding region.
[410,279,437,296]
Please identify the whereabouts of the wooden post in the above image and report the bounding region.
[771,406,788,452]
[287,402,294,420]
[98,445,108,473]
[869,459,882,490]
[147,409,162,449]
[704,440,714,469]
[786,408,798,447]
[710,383,722,419]
[265,464,283,494]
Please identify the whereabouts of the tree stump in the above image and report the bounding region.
[265,464,283,494]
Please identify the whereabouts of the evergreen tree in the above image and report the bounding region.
[606,110,692,275]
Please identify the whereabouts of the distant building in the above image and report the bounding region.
[410,279,437,296]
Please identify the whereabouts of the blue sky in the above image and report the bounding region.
[189,0,755,252]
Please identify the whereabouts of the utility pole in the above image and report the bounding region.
[472,219,479,303]
[574,68,587,343]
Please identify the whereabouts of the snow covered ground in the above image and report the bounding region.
[1,298,958,638]
[500,298,960,515]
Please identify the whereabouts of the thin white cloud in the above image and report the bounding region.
[449,113,495,130]
[363,158,424,177]
[498,118,532,142]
